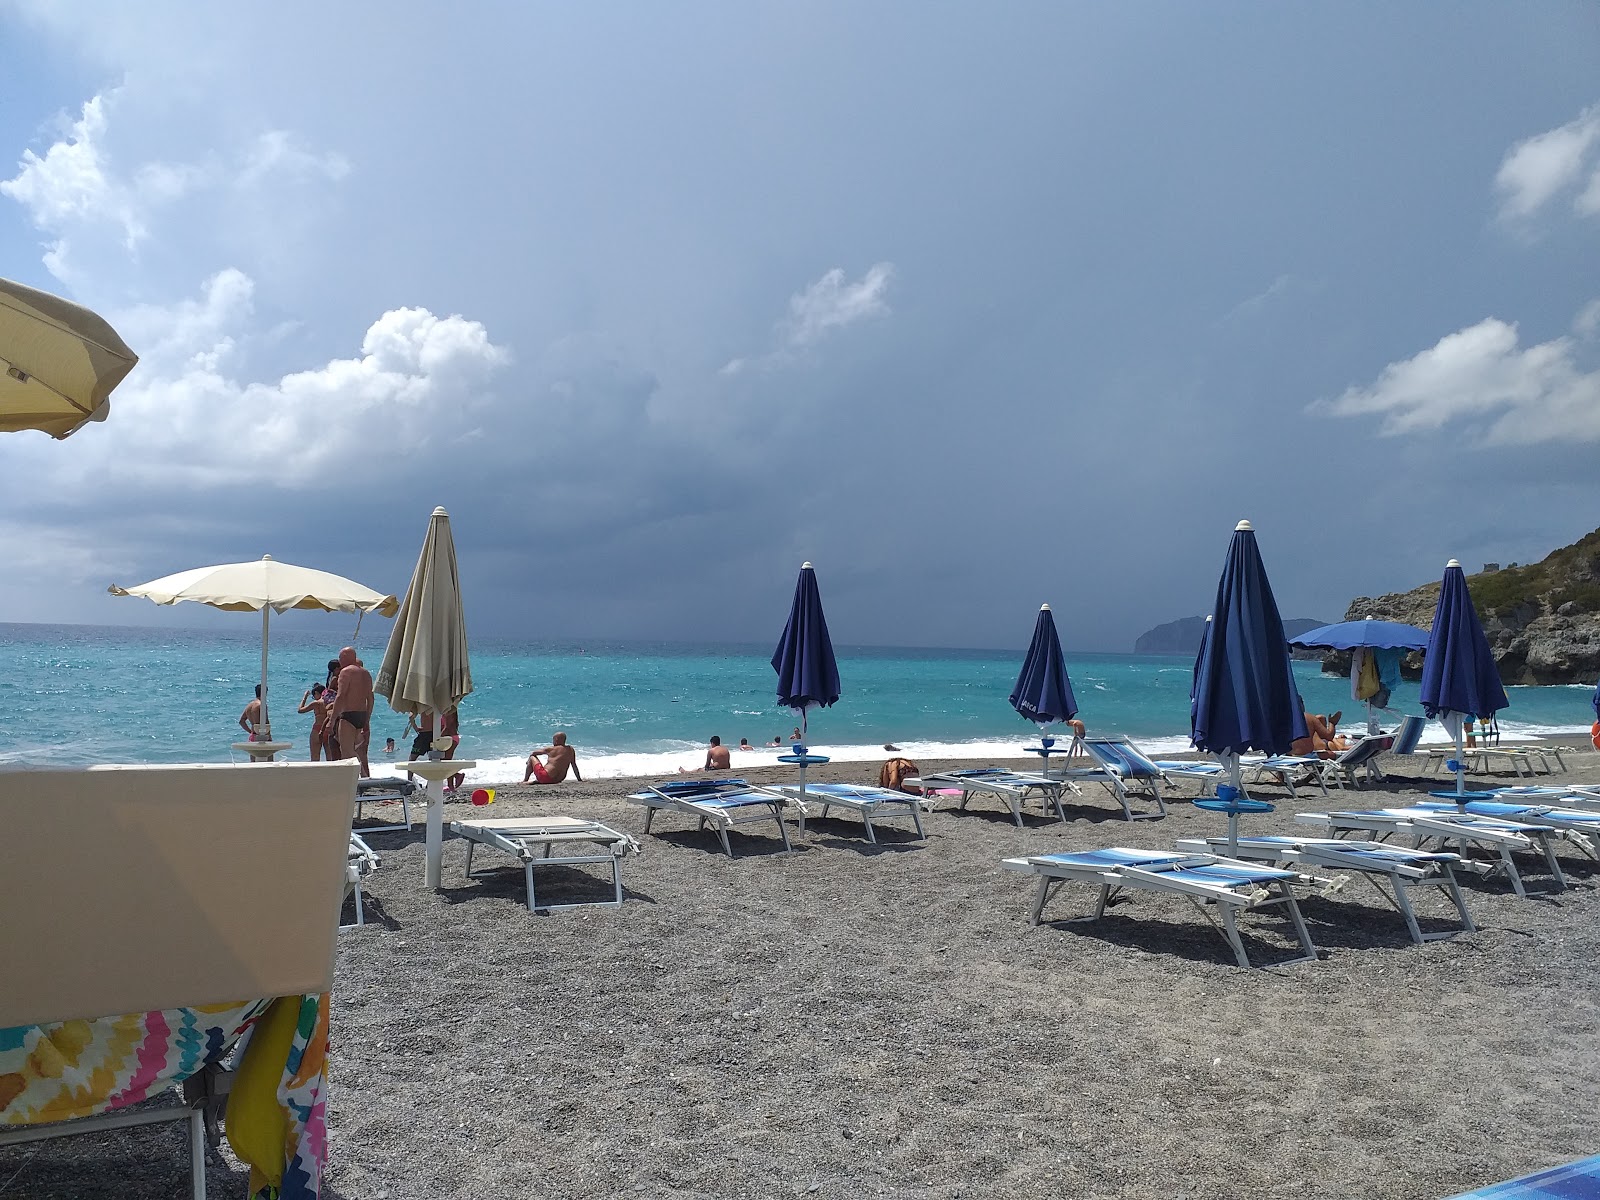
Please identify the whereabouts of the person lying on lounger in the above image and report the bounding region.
[1291,707,1348,758]
[525,732,582,784]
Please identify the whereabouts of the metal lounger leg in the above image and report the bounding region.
[1092,883,1111,919]
[861,812,877,844]
[1538,835,1567,888]
[610,856,624,906]
[190,1105,207,1200]
[909,803,925,839]
[1218,905,1252,968]
[524,859,538,911]
[717,822,734,857]
[643,808,656,834]
[774,808,793,853]
[464,839,477,878]
[351,878,366,926]
[1442,864,1476,933]
[1029,876,1052,925]
[1279,886,1318,964]
[1009,796,1023,828]
[1389,877,1425,946]
[1497,846,1527,898]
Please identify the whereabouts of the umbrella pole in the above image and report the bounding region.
[425,707,445,890]
[260,607,271,740]
[1226,752,1243,856]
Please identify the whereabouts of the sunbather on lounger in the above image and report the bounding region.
[1292,706,1347,758]
[525,732,582,784]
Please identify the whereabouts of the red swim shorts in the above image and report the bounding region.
[531,761,551,784]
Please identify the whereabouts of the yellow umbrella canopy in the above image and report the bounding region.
[110,555,400,736]
[1,276,138,439]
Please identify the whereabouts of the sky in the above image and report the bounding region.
[1,2,1597,653]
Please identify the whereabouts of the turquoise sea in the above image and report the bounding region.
[1,622,1593,784]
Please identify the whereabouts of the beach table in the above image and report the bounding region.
[1023,739,1077,779]
[777,751,829,812]
[232,740,291,763]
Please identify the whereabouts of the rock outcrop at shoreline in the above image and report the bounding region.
[1335,527,1600,685]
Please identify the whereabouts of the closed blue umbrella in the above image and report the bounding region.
[771,561,840,741]
[1009,603,1078,729]
[1420,559,1508,800]
[1191,521,1307,850]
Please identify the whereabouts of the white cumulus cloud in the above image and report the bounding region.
[722,262,894,375]
[1316,308,1600,445]
[1494,102,1600,224]
[35,271,511,490]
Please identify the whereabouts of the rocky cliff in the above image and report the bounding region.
[1337,528,1600,685]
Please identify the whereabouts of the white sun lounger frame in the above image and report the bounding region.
[1174,835,1474,945]
[1243,754,1328,799]
[1001,850,1319,968]
[918,769,1074,826]
[627,780,796,856]
[345,832,381,926]
[353,778,417,832]
[1415,801,1600,861]
[449,816,641,911]
[773,782,927,843]
[1296,807,1566,898]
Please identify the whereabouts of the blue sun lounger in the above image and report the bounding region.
[1000,847,1319,968]
[1448,1152,1600,1198]
[771,782,926,844]
[1244,754,1327,798]
[1414,800,1600,860]
[1174,834,1475,945]
[918,767,1072,826]
[1296,807,1566,898]
[627,777,795,856]
[1070,736,1171,819]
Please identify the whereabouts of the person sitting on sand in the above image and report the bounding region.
[525,732,582,784]
[1291,707,1348,758]
[679,736,731,773]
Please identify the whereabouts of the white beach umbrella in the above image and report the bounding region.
[375,507,473,887]
[1,276,138,438]
[110,556,400,737]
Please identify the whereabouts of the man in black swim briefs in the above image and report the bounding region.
[330,646,375,777]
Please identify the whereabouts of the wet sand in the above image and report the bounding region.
[8,743,1600,1199]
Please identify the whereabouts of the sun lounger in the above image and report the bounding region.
[1490,784,1600,806]
[1147,758,1228,797]
[354,774,420,831]
[1296,806,1566,898]
[772,781,927,843]
[1174,834,1475,945]
[346,832,382,926]
[1071,736,1172,819]
[916,767,1072,825]
[626,777,796,856]
[448,815,642,910]
[1424,744,1556,778]
[1413,800,1600,860]
[1,761,356,1199]
[1448,1151,1600,1198]
[1244,754,1327,798]
[1000,847,1319,968]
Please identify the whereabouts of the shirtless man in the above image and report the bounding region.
[680,736,732,773]
[238,685,266,741]
[330,646,375,776]
[525,732,581,784]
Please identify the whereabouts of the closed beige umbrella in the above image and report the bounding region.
[111,556,400,746]
[1,276,138,438]
[376,507,474,887]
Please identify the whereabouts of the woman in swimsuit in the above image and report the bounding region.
[298,683,331,762]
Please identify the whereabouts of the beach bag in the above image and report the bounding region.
[879,757,920,794]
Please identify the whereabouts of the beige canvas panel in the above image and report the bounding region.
[1,761,356,1027]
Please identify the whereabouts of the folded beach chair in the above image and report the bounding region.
[1378,714,1428,774]
[354,774,420,832]
[448,815,642,910]
[1413,800,1600,860]
[916,767,1072,826]
[772,781,927,844]
[1295,806,1566,898]
[1174,834,1475,945]
[1313,735,1393,789]
[626,777,795,856]
[1000,847,1319,968]
[346,831,382,926]
[1,761,356,1199]
[1071,736,1172,819]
